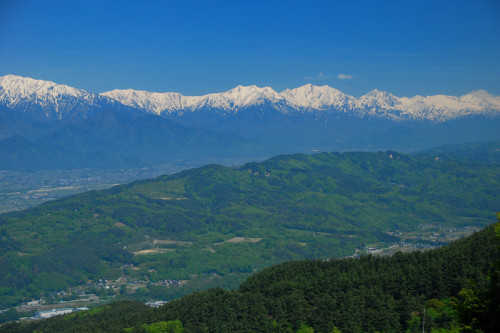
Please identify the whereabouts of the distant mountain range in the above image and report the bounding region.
[1,74,500,170]
[103,83,500,122]
[2,74,500,121]
[0,75,132,121]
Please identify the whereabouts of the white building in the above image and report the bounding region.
[145,300,168,308]
[35,307,73,319]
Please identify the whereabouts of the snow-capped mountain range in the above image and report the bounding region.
[2,75,500,171]
[1,74,500,122]
[0,75,128,120]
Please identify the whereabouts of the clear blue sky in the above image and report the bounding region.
[1,0,499,97]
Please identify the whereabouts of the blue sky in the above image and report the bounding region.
[1,0,499,97]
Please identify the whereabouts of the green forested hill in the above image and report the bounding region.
[3,220,499,332]
[416,140,500,164]
[1,151,499,307]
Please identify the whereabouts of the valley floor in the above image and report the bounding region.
[0,157,261,213]
[5,223,481,321]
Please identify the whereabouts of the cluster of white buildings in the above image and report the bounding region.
[34,307,89,319]
[145,300,168,308]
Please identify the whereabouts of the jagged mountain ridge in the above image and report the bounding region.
[0,75,132,121]
[105,83,500,122]
[2,74,500,165]
[2,75,500,122]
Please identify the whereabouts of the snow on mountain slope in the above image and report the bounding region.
[189,85,286,112]
[367,90,500,121]
[101,89,203,115]
[2,74,500,122]
[280,84,355,110]
[102,85,287,115]
[0,75,119,120]
[1,75,82,100]
[358,89,400,109]
[103,83,500,121]
[457,90,500,112]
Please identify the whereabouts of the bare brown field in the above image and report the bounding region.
[214,237,262,245]
[132,248,175,255]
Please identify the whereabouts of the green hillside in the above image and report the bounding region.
[1,151,499,307]
[3,220,499,332]
[416,140,500,164]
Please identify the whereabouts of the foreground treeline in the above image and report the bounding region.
[2,220,499,333]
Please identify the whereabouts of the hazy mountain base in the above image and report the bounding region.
[0,151,499,308]
[168,107,500,152]
[1,103,500,171]
[0,109,280,171]
[2,220,498,333]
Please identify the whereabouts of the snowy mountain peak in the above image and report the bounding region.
[2,75,500,122]
[101,85,284,114]
[99,80,500,120]
[467,90,492,98]
[185,85,284,111]
[285,83,345,95]
[359,89,400,108]
[0,75,111,120]
[225,84,282,101]
[459,90,500,108]
[101,89,201,115]
[364,89,382,96]
[0,74,90,100]
[280,84,351,110]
